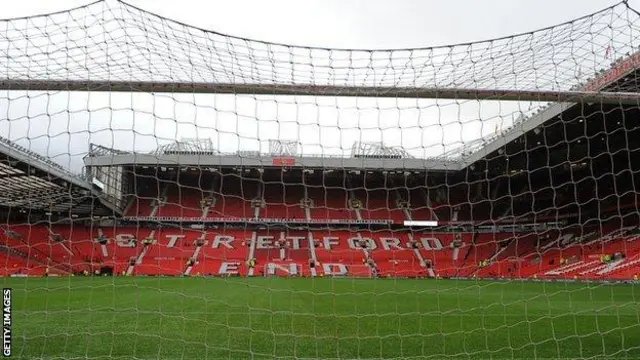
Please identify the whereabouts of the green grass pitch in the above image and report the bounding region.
[6,276,640,359]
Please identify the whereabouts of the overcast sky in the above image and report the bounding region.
[2,0,632,48]
[0,0,637,173]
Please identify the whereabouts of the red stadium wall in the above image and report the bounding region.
[2,223,640,281]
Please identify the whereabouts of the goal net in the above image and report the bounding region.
[1,1,640,359]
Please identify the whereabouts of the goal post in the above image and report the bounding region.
[1,1,640,106]
[2,79,640,104]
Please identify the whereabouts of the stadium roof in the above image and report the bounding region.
[83,50,640,172]
[84,141,459,171]
[84,48,639,173]
[454,52,640,168]
[0,137,118,215]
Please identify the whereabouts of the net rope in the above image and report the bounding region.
[1,2,640,359]
[0,1,639,91]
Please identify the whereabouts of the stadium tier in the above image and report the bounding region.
[122,170,430,223]
[3,198,640,281]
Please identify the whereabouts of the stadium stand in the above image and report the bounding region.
[4,133,640,281]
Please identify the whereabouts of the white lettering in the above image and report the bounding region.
[364,238,377,250]
[266,263,298,275]
[165,234,185,248]
[219,262,240,275]
[380,237,402,250]
[256,236,274,249]
[420,237,443,250]
[347,237,376,250]
[212,235,234,249]
[2,288,10,357]
[115,234,136,248]
[323,237,339,250]
[288,236,305,249]
[322,263,347,276]
[2,328,9,356]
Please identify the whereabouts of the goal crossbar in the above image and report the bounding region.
[1,79,639,104]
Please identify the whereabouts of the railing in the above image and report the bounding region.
[122,216,394,225]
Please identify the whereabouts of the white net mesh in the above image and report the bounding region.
[1,1,640,359]
[1,1,638,90]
